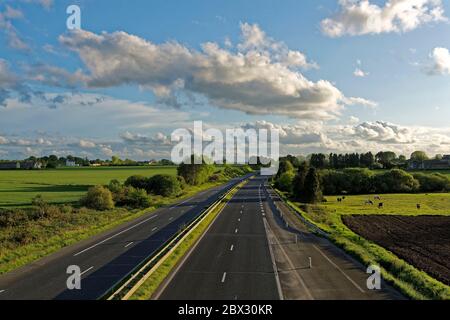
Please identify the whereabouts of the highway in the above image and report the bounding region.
[0,176,247,300]
[157,176,281,300]
[156,175,403,300]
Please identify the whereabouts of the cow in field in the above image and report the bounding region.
[417,204,421,209]
[374,195,381,200]
[378,202,383,209]
[365,200,374,205]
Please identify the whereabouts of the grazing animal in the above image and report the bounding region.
[417,204,421,209]
[365,200,374,205]
[374,195,381,200]
[342,196,346,200]
[337,198,342,202]
[378,202,383,209]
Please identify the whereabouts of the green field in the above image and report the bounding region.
[0,166,177,207]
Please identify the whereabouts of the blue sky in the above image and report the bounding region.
[1,0,450,160]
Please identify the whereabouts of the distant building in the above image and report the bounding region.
[0,161,21,169]
[0,161,42,170]
[408,155,450,170]
[66,160,78,167]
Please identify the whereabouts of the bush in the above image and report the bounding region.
[275,171,295,192]
[177,155,215,185]
[124,175,149,190]
[81,185,115,211]
[413,173,450,192]
[373,169,419,193]
[125,187,152,208]
[148,174,181,197]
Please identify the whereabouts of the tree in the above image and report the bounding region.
[124,175,148,190]
[276,160,294,179]
[177,155,215,185]
[275,171,295,192]
[410,151,429,161]
[292,162,309,199]
[148,174,181,197]
[302,167,322,203]
[375,151,397,169]
[81,185,114,211]
[310,153,327,169]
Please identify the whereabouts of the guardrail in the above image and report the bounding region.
[102,176,248,300]
[267,185,328,237]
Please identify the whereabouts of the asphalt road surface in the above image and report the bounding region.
[157,176,281,300]
[0,176,248,300]
[157,176,403,300]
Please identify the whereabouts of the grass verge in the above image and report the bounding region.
[129,180,246,300]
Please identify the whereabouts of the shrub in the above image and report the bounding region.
[125,187,152,208]
[81,185,114,211]
[275,171,295,192]
[148,174,181,197]
[413,173,450,192]
[124,175,149,190]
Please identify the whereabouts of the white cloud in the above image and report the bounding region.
[353,68,369,77]
[321,0,447,37]
[57,24,374,120]
[0,6,29,51]
[78,139,96,148]
[426,47,450,75]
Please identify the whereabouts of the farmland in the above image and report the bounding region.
[342,215,450,286]
[0,166,177,207]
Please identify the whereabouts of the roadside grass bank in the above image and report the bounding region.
[0,180,226,275]
[274,190,450,300]
[129,180,247,300]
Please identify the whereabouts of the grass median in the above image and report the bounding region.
[129,180,247,300]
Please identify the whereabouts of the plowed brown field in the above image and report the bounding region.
[342,215,450,286]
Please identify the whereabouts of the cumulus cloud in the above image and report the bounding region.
[78,139,96,148]
[426,47,450,75]
[321,0,447,37]
[57,23,374,120]
[0,5,29,51]
[240,119,450,157]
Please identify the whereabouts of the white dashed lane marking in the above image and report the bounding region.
[230,245,234,251]
[81,266,94,277]
[221,272,227,283]
[124,242,134,248]
[152,227,158,232]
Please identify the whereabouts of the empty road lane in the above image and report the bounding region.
[157,176,281,300]
[0,177,248,300]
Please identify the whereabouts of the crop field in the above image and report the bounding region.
[0,166,177,207]
[342,215,450,286]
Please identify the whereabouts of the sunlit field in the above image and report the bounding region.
[0,166,177,207]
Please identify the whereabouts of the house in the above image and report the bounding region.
[0,161,42,170]
[408,155,450,170]
[66,160,78,167]
[0,161,21,169]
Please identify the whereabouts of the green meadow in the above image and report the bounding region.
[0,166,177,207]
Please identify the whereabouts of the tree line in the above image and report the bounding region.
[274,160,450,204]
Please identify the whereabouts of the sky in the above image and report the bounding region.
[1,0,450,160]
